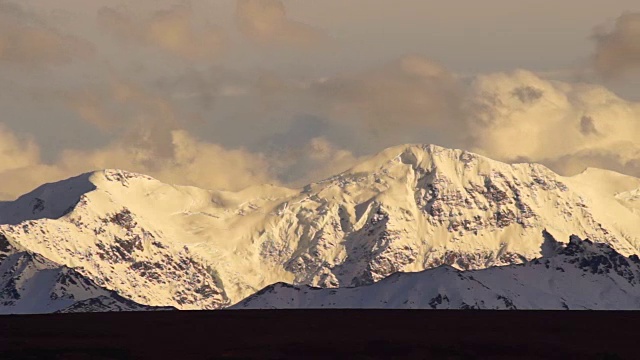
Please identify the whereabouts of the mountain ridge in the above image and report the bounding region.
[233,233,640,310]
[1,144,639,310]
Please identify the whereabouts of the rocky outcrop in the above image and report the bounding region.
[0,241,165,314]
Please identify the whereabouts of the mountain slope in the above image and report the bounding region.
[234,234,640,310]
[1,144,639,308]
[0,234,170,314]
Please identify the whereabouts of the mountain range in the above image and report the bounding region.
[235,234,640,310]
[1,144,640,312]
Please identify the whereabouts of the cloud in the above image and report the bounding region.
[201,54,640,183]
[63,78,203,162]
[236,0,328,47]
[511,86,544,103]
[320,55,461,124]
[0,124,275,201]
[126,54,640,181]
[266,57,640,180]
[308,55,465,150]
[57,130,275,192]
[293,137,363,184]
[0,124,40,173]
[0,2,93,66]
[0,124,64,200]
[592,12,640,78]
[464,70,640,177]
[545,143,640,177]
[98,5,224,60]
[65,90,116,132]
[180,56,465,157]
[0,73,277,200]
[4,2,640,201]
[266,136,363,186]
[579,115,599,136]
[1,63,639,202]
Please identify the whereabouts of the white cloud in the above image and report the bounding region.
[465,70,640,176]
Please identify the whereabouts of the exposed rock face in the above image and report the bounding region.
[234,235,640,310]
[0,234,170,314]
[2,206,229,310]
[255,145,640,291]
[0,145,639,309]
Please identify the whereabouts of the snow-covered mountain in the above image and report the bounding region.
[234,234,640,310]
[1,144,639,310]
[0,233,171,314]
[0,172,231,311]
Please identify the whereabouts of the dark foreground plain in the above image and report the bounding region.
[0,310,637,359]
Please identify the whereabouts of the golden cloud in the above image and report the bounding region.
[0,125,275,201]
[0,2,93,66]
[465,70,640,177]
[98,5,224,60]
[236,0,328,47]
[0,124,41,173]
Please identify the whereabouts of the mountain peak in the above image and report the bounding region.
[345,143,529,180]
[97,169,158,185]
[0,169,162,225]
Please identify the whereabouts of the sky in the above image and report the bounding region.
[0,0,640,199]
